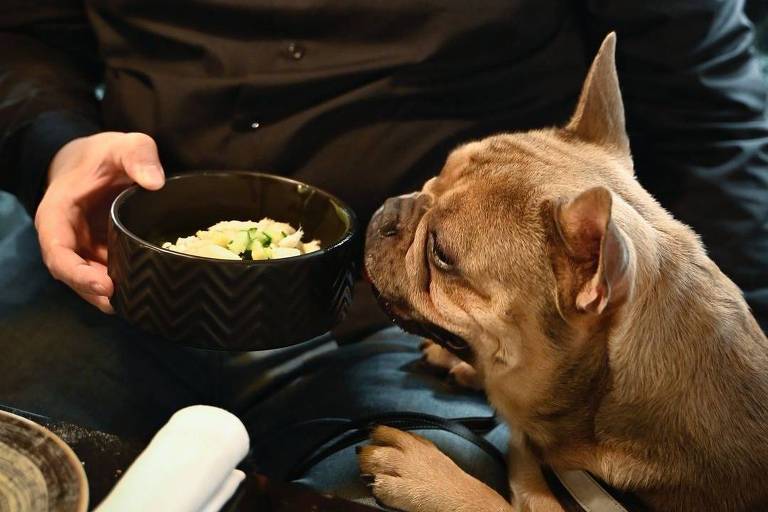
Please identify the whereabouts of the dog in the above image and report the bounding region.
[359,33,768,511]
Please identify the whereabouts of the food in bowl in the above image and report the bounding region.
[161,218,321,260]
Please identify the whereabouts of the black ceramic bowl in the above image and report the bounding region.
[108,172,357,351]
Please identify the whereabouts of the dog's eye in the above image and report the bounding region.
[429,231,454,271]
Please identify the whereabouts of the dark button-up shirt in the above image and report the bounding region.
[88,0,586,222]
[1,0,768,329]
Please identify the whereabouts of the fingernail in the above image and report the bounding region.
[91,282,106,295]
[139,164,164,186]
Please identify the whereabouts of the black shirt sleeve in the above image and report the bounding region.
[582,0,768,331]
[0,2,103,214]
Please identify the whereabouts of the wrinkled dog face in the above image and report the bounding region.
[366,139,554,366]
[365,136,577,410]
[365,34,638,422]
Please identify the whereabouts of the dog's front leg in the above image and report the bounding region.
[508,429,565,512]
[359,425,513,512]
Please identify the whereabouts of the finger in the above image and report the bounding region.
[78,291,115,314]
[47,247,114,297]
[91,244,109,265]
[36,203,112,296]
[116,132,165,190]
[83,259,112,292]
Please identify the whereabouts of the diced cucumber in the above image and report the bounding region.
[262,225,286,245]
[162,217,320,261]
[248,228,271,248]
[227,231,250,255]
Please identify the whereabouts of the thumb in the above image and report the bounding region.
[117,132,165,190]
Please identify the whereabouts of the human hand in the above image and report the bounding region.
[35,132,165,313]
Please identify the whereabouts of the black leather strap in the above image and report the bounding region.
[286,412,503,481]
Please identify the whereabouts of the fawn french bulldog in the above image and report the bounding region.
[359,33,768,511]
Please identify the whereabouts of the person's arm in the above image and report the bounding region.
[581,0,768,331]
[0,2,165,313]
[0,1,102,213]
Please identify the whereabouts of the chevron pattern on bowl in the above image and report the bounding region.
[108,172,357,351]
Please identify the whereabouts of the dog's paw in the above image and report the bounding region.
[358,425,470,512]
[448,361,482,390]
[420,340,482,390]
[420,338,461,369]
[358,426,512,512]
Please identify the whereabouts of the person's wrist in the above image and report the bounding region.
[18,111,100,214]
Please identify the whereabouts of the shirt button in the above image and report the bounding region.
[287,42,306,60]
[232,115,262,132]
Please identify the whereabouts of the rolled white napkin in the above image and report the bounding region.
[95,405,250,512]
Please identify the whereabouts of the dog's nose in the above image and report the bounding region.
[379,220,399,237]
[377,197,402,237]
[376,192,422,237]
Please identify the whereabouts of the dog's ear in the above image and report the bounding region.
[566,32,630,157]
[551,186,632,315]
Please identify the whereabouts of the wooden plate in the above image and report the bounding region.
[0,410,88,512]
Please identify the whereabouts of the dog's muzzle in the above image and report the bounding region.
[367,192,471,360]
[367,192,429,241]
